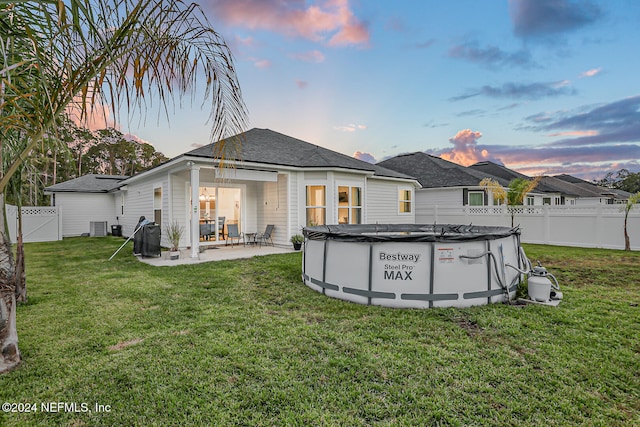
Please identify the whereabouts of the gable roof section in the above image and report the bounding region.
[45,174,128,193]
[468,161,528,182]
[537,175,633,199]
[378,152,509,188]
[468,162,563,195]
[553,174,631,199]
[186,128,414,180]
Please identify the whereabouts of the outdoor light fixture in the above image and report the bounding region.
[199,188,214,201]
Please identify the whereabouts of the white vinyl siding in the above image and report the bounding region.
[366,179,415,224]
[288,172,298,240]
[416,188,461,206]
[55,193,118,237]
[120,178,160,238]
[256,174,289,245]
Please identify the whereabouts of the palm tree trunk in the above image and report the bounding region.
[624,212,631,251]
[0,193,20,372]
[14,207,26,303]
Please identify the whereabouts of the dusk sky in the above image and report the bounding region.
[120,0,640,181]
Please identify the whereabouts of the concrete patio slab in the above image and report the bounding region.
[136,244,297,266]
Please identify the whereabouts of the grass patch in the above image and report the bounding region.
[0,238,638,426]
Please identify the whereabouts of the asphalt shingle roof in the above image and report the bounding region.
[468,162,571,195]
[551,175,631,199]
[186,128,414,180]
[468,161,528,182]
[377,152,509,188]
[45,174,127,193]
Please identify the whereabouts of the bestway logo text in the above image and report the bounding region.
[379,252,421,263]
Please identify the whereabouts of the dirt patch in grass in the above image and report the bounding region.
[108,338,143,351]
[455,318,482,336]
[304,314,325,325]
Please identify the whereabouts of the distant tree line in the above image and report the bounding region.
[596,169,640,194]
[7,116,168,206]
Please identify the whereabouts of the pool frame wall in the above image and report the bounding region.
[302,224,523,309]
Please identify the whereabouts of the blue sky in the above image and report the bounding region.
[123,0,640,180]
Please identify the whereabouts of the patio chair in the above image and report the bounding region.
[199,223,213,241]
[225,223,242,247]
[256,224,275,247]
[217,216,226,240]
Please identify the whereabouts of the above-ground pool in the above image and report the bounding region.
[302,224,525,309]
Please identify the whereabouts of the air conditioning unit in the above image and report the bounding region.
[90,221,108,237]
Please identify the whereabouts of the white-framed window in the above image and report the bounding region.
[526,196,534,206]
[306,185,326,226]
[468,191,484,206]
[153,187,162,226]
[398,188,412,214]
[543,197,551,205]
[337,185,362,224]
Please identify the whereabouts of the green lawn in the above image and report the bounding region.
[0,237,638,426]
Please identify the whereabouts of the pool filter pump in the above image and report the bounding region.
[527,264,562,303]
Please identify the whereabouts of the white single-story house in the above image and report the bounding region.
[46,128,420,257]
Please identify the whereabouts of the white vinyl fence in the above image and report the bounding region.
[5,205,62,244]
[417,205,640,251]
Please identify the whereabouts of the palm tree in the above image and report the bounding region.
[0,0,248,372]
[623,192,640,251]
[480,176,542,227]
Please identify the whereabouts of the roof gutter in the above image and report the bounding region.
[120,155,418,185]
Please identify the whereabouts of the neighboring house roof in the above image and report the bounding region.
[553,174,631,200]
[185,128,415,180]
[45,174,128,193]
[468,161,528,182]
[467,161,563,195]
[378,152,509,188]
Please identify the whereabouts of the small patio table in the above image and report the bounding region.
[244,232,257,246]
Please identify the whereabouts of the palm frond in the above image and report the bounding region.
[1,0,248,190]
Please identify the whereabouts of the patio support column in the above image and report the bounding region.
[188,161,200,259]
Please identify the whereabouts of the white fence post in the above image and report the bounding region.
[543,205,550,245]
[5,205,18,244]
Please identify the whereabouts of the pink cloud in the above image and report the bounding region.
[235,35,257,47]
[578,67,602,78]
[438,129,499,166]
[353,151,376,163]
[209,0,369,47]
[248,57,271,68]
[295,80,309,89]
[328,18,369,46]
[124,133,153,147]
[547,130,599,137]
[333,123,367,132]
[290,50,325,63]
[67,97,114,131]
[513,161,640,181]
